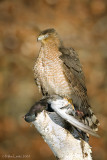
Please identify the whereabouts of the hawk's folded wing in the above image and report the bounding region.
[59,47,99,131]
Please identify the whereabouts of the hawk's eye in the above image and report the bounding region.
[37,34,49,41]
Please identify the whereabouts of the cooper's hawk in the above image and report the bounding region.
[34,28,99,136]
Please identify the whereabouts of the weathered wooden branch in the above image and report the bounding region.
[29,97,92,160]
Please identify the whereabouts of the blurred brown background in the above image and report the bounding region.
[0,0,107,160]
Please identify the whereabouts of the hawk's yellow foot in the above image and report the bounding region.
[64,98,75,110]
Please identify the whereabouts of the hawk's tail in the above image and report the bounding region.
[82,107,100,132]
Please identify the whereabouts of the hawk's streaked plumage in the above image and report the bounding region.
[34,28,99,135]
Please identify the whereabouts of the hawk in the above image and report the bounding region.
[33,28,99,136]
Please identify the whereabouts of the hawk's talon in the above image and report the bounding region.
[64,98,75,111]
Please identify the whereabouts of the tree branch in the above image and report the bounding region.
[28,97,92,160]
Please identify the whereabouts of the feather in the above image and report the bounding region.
[47,98,100,137]
[59,47,99,131]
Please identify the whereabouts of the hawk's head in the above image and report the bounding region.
[37,28,62,46]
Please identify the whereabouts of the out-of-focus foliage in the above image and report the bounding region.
[0,0,107,160]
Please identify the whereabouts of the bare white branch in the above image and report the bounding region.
[32,110,92,160]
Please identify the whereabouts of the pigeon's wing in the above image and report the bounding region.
[48,97,99,137]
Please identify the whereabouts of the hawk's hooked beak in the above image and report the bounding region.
[37,34,49,41]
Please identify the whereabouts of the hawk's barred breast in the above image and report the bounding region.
[34,42,72,97]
